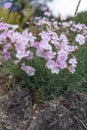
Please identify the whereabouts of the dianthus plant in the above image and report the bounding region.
[0,12,87,76]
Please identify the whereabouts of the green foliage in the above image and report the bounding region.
[67,11,87,25]
[0,56,69,100]
[1,42,87,101]
[0,3,34,28]
[0,11,87,101]
[74,11,87,25]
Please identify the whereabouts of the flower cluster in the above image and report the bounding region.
[0,13,87,76]
[4,2,12,9]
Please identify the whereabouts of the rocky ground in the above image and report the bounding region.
[0,79,87,130]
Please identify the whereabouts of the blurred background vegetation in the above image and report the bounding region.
[0,0,34,27]
[0,0,52,28]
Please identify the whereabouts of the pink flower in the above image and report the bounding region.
[0,32,8,40]
[43,51,56,60]
[68,66,75,73]
[58,50,68,61]
[62,22,70,28]
[55,50,68,69]
[56,60,67,69]
[21,64,35,76]
[52,21,58,29]
[28,33,36,47]
[69,56,77,67]
[59,34,68,45]
[65,45,78,52]
[68,56,77,73]
[3,44,10,52]
[60,15,67,21]
[40,31,51,42]
[0,14,86,76]
[46,60,60,74]
[73,23,85,31]
[36,49,44,57]
[34,42,40,49]
[44,11,51,17]
[26,51,33,60]
[0,22,6,30]
[75,34,85,45]
[4,2,12,9]
[14,60,20,65]
[51,32,59,41]
[4,52,11,60]
[51,66,60,74]
[39,40,52,51]
[8,31,21,43]
[16,50,30,60]
[46,60,55,70]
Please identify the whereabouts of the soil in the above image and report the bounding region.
[0,78,87,130]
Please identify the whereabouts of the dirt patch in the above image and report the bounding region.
[60,92,87,129]
[0,81,87,130]
[27,92,87,130]
[0,81,32,130]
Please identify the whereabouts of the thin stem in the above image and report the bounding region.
[74,0,82,16]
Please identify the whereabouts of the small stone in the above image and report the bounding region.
[32,116,36,120]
